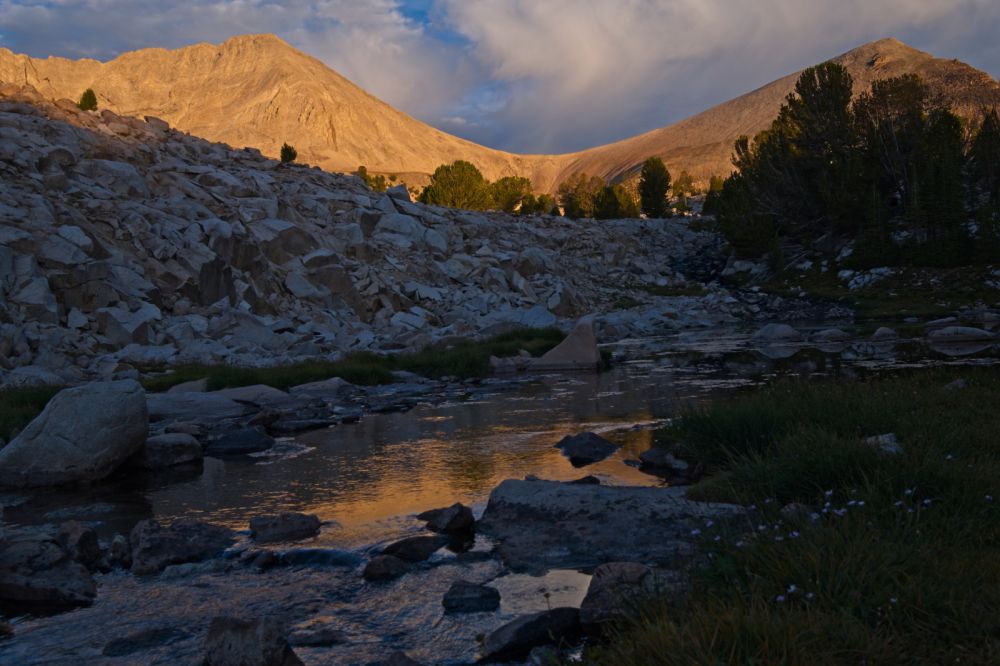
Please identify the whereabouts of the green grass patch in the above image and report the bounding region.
[142,327,567,393]
[761,264,1000,321]
[588,368,1000,665]
[0,385,62,441]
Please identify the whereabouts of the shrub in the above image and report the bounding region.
[418,160,493,210]
[77,88,97,112]
[280,143,298,163]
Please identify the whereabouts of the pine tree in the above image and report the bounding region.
[418,161,493,210]
[78,89,97,112]
[280,143,297,163]
[639,157,671,218]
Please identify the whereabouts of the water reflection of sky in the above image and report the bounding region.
[136,328,1000,548]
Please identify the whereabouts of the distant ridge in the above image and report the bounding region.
[3,35,998,191]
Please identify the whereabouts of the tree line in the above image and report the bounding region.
[708,62,1000,267]
[366,157,700,219]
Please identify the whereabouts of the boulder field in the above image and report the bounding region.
[0,83,810,390]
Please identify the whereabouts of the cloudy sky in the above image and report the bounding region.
[2,1,999,153]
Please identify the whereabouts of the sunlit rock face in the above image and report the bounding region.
[2,35,996,190]
[0,84,741,389]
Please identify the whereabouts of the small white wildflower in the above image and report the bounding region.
[805,592,815,600]
[774,535,785,542]
[894,500,904,507]
[857,501,865,507]
[764,498,774,505]
[748,504,757,510]
[690,528,702,536]
[789,531,800,539]
[922,499,932,506]
[847,500,857,507]
[825,490,833,497]
[735,540,745,548]
[945,454,954,460]
[809,513,820,521]
[987,495,994,502]
[890,597,898,604]
[713,535,721,542]
[904,488,914,496]
[775,595,786,602]
[787,584,798,593]
[705,519,715,527]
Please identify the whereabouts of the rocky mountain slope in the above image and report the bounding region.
[3,36,997,191]
[0,83,768,390]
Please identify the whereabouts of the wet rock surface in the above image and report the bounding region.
[416,503,474,534]
[554,432,621,467]
[0,529,97,613]
[481,607,582,662]
[249,513,321,544]
[441,580,501,614]
[204,616,303,666]
[129,519,235,575]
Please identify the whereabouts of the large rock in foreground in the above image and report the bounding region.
[0,380,147,488]
[481,607,581,662]
[0,530,97,612]
[478,479,741,572]
[204,616,303,666]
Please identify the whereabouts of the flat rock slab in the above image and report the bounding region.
[529,315,600,372]
[147,392,248,424]
[478,479,742,572]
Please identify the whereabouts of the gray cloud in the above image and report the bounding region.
[1,1,998,153]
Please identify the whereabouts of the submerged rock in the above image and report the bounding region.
[102,627,190,657]
[481,607,582,662]
[416,503,474,533]
[204,616,303,666]
[249,513,321,543]
[554,432,621,467]
[0,380,147,488]
[442,580,501,613]
[287,616,348,647]
[130,519,235,575]
[206,429,275,456]
[927,326,995,342]
[363,554,410,581]
[382,535,449,562]
[752,323,803,343]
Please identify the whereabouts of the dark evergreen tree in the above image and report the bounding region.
[418,161,493,210]
[639,157,671,218]
[280,143,298,163]
[78,89,97,112]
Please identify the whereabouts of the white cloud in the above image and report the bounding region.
[1,1,999,152]
[437,0,1000,151]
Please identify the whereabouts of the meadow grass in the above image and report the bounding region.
[588,368,1000,665]
[141,326,567,392]
[0,385,62,442]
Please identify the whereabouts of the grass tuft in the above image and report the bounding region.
[0,385,62,442]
